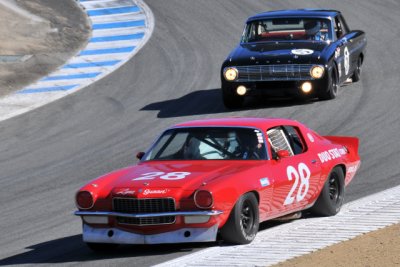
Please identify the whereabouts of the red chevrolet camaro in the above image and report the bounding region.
[75,118,360,250]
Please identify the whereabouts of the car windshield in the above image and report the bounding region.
[241,17,332,43]
[143,127,267,160]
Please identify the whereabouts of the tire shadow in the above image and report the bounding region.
[141,88,316,118]
[0,234,214,265]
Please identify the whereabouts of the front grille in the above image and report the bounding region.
[113,198,176,225]
[236,64,313,82]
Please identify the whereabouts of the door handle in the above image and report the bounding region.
[311,159,317,164]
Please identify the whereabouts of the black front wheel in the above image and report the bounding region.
[351,56,362,82]
[319,65,339,100]
[220,192,259,244]
[311,167,345,216]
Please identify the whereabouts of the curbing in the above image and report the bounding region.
[154,184,400,267]
[0,0,154,122]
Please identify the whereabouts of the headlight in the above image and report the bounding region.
[223,67,238,81]
[310,65,325,79]
[76,191,94,209]
[194,190,213,209]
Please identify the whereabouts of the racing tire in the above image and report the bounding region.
[351,56,362,82]
[222,87,244,109]
[86,242,119,252]
[311,167,345,216]
[220,192,259,244]
[319,65,339,100]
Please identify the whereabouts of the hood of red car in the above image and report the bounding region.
[106,160,260,194]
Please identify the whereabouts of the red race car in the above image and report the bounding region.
[75,118,360,250]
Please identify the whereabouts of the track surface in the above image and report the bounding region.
[0,0,399,266]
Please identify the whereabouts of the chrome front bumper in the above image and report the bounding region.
[81,224,219,244]
[75,210,223,218]
[75,210,223,244]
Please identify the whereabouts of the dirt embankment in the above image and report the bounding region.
[0,0,90,97]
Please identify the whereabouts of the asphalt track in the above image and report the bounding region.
[0,0,399,266]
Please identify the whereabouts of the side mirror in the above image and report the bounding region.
[136,152,145,160]
[277,150,290,159]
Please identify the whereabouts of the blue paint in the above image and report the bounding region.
[19,85,79,94]
[87,6,140,16]
[92,20,145,30]
[90,33,145,42]
[42,72,101,81]
[79,47,135,55]
[63,60,120,68]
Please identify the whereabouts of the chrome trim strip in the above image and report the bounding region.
[235,64,315,82]
[75,210,223,218]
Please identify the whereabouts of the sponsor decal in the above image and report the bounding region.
[347,164,358,174]
[115,188,135,196]
[318,148,342,163]
[338,147,347,155]
[307,133,314,143]
[256,132,264,143]
[291,49,314,55]
[338,62,342,77]
[142,189,170,195]
[335,47,341,59]
[260,178,270,187]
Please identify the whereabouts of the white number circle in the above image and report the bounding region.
[344,47,350,75]
[291,49,314,55]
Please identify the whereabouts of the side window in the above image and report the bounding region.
[338,15,350,34]
[267,126,306,158]
[282,126,306,155]
[266,127,294,158]
[335,15,349,39]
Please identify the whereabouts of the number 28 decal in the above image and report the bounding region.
[284,163,311,205]
[133,172,191,181]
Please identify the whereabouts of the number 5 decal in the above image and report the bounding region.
[284,163,311,205]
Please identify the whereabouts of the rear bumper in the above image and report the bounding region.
[82,224,219,244]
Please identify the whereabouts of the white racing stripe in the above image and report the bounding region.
[84,39,141,49]
[80,0,134,10]
[90,13,144,23]
[0,0,154,121]
[155,185,400,267]
[91,27,145,37]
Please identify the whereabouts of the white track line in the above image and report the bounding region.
[154,184,400,267]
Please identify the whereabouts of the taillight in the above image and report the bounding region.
[194,190,213,209]
[76,191,94,209]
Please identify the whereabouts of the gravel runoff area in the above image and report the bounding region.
[275,223,400,267]
[0,0,90,97]
[0,1,399,266]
